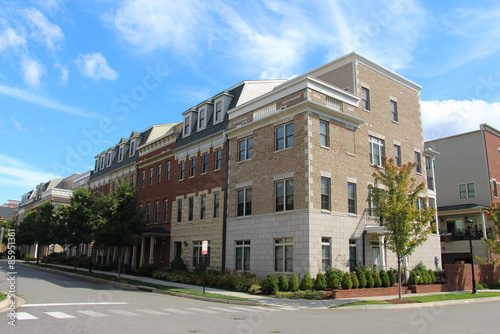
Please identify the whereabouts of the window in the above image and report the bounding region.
[215,101,222,122]
[426,157,434,190]
[459,183,475,199]
[237,188,252,217]
[349,240,357,272]
[100,156,105,169]
[157,165,162,183]
[139,205,143,220]
[238,137,253,161]
[415,151,422,173]
[320,121,329,147]
[200,195,206,220]
[160,239,166,262]
[213,192,220,218]
[391,100,398,122]
[199,108,206,129]
[275,179,294,212]
[163,200,168,222]
[176,199,182,222]
[275,123,294,151]
[119,146,124,162]
[193,241,210,267]
[129,141,135,156]
[202,154,208,174]
[173,242,182,259]
[348,183,357,214]
[394,145,402,167]
[94,159,98,171]
[494,180,498,198]
[235,241,250,271]
[362,87,370,110]
[166,162,171,181]
[188,197,194,221]
[214,149,222,170]
[184,116,191,136]
[141,171,146,188]
[190,158,196,177]
[153,201,159,223]
[275,238,293,272]
[145,203,150,223]
[107,152,112,166]
[321,178,331,210]
[322,238,331,272]
[368,187,379,217]
[369,136,385,167]
[148,168,153,186]
[179,161,185,180]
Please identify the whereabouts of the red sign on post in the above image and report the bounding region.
[202,240,208,255]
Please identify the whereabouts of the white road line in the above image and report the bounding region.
[251,306,281,312]
[77,310,109,317]
[108,310,140,316]
[228,307,261,313]
[45,312,76,319]
[136,309,170,316]
[15,312,38,320]
[22,302,128,308]
[162,308,195,315]
[187,307,219,314]
[208,307,240,313]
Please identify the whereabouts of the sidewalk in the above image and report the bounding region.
[17,261,500,309]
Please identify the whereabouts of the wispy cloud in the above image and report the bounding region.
[0,153,61,189]
[0,26,26,52]
[10,116,25,133]
[0,85,97,118]
[23,7,64,50]
[75,52,118,81]
[22,57,45,88]
[422,99,500,140]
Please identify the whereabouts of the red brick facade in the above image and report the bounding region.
[484,129,500,204]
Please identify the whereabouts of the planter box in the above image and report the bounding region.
[408,284,447,293]
[332,285,411,299]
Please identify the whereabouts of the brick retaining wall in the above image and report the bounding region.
[444,264,500,291]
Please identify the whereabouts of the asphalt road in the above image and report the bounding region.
[1,260,499,334]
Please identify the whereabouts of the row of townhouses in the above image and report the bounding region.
[11,52,500,278]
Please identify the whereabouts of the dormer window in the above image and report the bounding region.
[184,116,191,136]
[107,152,112,167]
[198,108,206,129]
[118,146,124,162]
[129,141,136,157]
[94,159,99,171]
[100,155,105,170]
[215,101,222,122]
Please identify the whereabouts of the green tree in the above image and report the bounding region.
[16,211,37,259]
[0,219,14,245]
[484,204,500,255]
[368,158,436,299]
[33,203,57,265]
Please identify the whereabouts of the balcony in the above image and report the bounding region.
[440,228,487,242]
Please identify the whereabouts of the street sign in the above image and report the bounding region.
[202,240,208,255]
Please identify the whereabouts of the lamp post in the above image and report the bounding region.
[465,219,478,294]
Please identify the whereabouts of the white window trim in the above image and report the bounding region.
[214,100,224,124]
[198,107,207,131]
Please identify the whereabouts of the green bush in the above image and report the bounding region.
[476,282,486,290]
[428,269,437,284]
[300,273,313,291]
[325,267,344,281]
[488,282,500,289]
[169,257,187,271]
[409,271,418,285]
[373,272,382,288]
[357,271,367,288]
[248,284,261,294]
[314,273,327,291]
[328,274,340,289]
[380,270,390,287]
[288,273,299,292]
[365,271,374,288]
[351,273,359,289]
[278,274,289,292]
[261,274,278,295]
[413,261,427,272]
[341,272,353,290]
[138,263,159,277]
[388,270,397,286]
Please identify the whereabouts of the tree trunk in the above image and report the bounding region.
[74,244,79,271]
[398,255,402,300]
[36,243,40,265]
[117,247,122,279]
[45,245,49,266]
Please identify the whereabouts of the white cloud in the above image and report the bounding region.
[23,7,64,50]
[0,27,26,52]
[10,116,24,133]
[0,153,61,189]
[75,53,118,81]
[22,58,45,88]
[60,66,68,85]
[421,99,500,140]
[0,85,96,117]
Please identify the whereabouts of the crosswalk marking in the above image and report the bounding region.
[208,307,240,313]
[136,309,170,316]
[15,312,38,320]
[187,307,219,314]
[108,309,140,316]
[228,306,261,313]
[78,310,109,317]
[162,308,195,315]
[45,312,75,319]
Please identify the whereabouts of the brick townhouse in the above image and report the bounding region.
[224,52,441,278]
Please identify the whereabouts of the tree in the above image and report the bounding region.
[484,204,500,255]
[368,158,436,300]
[16,211,37,259]
[33,203,57,265]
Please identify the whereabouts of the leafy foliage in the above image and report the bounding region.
[314,273,327,290]
[365,271,374,288]
[328,274,340,289]
[278,274,289,292]
[341,272,352,290]
[373,272,382,288]
[380,270,390,287]
[169,257,188,271]
[357,271,367,288]
[388,270,397,286]
[299,272,313,291]
[351,273,359,289]
[262,274,278,294]
[484,204,500,255]
[288,273,299,292]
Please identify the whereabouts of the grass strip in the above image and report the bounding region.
[404,291,500,303]
[274,291,327,299]
[26,263,253,302]
[333,300,391,308]
[0,292,6,302]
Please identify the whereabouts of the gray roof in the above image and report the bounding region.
[0,207,14,220]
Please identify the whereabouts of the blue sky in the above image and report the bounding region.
[1,0,500,204]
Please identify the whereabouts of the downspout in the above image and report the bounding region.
[362,230,366,265]
[221,135,229,273]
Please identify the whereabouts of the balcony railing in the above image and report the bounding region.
[325,96,343,111]
[440,229,485,242]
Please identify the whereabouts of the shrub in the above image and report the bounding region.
[278,274,289,292]
[409,271,418,285]
[288,273,299,292]
[314,273,327,291]
[193,262,207,276]
[388,270,397,286]
[138,263,159,277]
[261,274,278,295]
[325,267,344,281]
[300,273,313,291]
[169,257,187,272]
[357,271,367,288]
[341,272,353,290]
[380,270,390,287]
[248,284,261,294]
[413,261,427,272]
[365,271,374,288]
[373,272,382,288]
[428,269,437,284]
[488,282,500,289]
[328,274,340,289]
[434,270,446,284]
[351,273,359,289]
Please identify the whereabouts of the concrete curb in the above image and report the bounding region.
[335,296,500,310]
[0,291,25,313]
[20,263,260,306]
